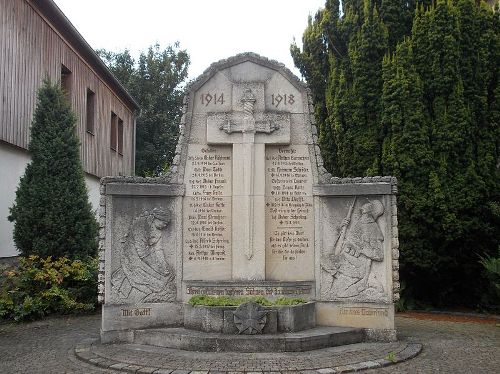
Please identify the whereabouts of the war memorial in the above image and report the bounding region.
[97,53,401,353]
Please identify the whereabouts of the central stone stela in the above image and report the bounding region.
[207,87,290,280]
[99,54,399,345]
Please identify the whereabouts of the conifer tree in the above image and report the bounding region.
[295,0,499,308]
[293,0,411,176]
[381,40,435,282]
[380,0,499,306]
[380,0,414,51]
[338,1,388,176]
[291,9,332,169]
[8,80,98,260]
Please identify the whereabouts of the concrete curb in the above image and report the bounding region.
[74,339,422,373]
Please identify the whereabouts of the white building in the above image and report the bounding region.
[0,0,139,258]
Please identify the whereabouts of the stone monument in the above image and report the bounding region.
[98,53,400,346]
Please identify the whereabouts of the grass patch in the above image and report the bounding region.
[385,351,397,362]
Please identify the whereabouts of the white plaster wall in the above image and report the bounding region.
[0,143,101,258]
[0,144,30,257]
[85,174,100,216]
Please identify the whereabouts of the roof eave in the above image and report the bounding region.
[30,0,140,112]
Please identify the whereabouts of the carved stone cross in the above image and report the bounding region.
[218,89,280,136]
[206,86,290,280]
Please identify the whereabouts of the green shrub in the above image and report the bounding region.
[273,297,307,306]
[0,255,98,321]
[188,295,306,307]
[479,248,500,312]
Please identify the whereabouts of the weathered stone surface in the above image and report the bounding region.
[182,144,232,280]
[106,183,185,196]
[105,196,181,305]
[99,52,399,343]
[184,302,313,334]
[265,145,314,281]
[233,302,268,334]
[132,326,364,352]
[313,183,392,196]
[316,302,395,331]
[273,302,316,332]
[184,304,226,333]
[183,280,315,300]
[101,302,183,334]
[318,196,393,304]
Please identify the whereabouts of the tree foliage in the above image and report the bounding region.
[8,80,98,260]
[98,44,190,176]
[293,0,499,308]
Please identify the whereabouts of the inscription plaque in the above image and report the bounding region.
[183,145,232,280]
[265,145,314,280]
[184,281,314,299]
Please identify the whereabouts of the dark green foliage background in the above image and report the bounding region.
[8,80,98,260]
[292,0,499,309]
[98,44,190,177]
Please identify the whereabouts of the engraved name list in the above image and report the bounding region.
[183,145,232,279]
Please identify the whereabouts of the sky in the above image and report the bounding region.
[53,0,326,81]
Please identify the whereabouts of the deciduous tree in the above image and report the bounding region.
[98,44,190,176]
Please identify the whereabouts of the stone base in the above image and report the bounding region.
[101,302,183,333]
[183,302,315,334]
[132,325,365,352]
[100,329,134,344]
[316,302,395,332]
[274,301,316,332]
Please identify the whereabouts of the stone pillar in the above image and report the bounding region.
[206,85,291,281]
[232,142,266,279]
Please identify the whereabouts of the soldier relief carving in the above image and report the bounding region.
[321,198,388,302]
[111,208,176,303]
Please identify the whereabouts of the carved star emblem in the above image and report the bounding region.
[233,302,268,335]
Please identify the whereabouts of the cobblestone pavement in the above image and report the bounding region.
[81,338,411,372]
[364,315,499,374]
[0,312,497,373]
[0,314,113,374]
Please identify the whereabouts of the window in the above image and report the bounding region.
[110,112,117,151]
[86,89,95,134]
[117,118,124,155]
[61,64,72,96]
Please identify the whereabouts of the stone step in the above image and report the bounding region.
[133,325,365,352]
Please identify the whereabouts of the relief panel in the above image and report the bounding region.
[320,196,392,303]
[109,197,177,304]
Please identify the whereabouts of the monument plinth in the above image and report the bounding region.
[99,53,400,346]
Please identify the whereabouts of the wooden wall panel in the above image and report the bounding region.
[0,0,136,177]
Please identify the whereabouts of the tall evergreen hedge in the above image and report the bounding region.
[9,80,98,260]
[292,0,499,308]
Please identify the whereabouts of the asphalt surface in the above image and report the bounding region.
[0,312,498,373]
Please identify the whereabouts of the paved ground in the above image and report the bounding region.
[0,312,497,373]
